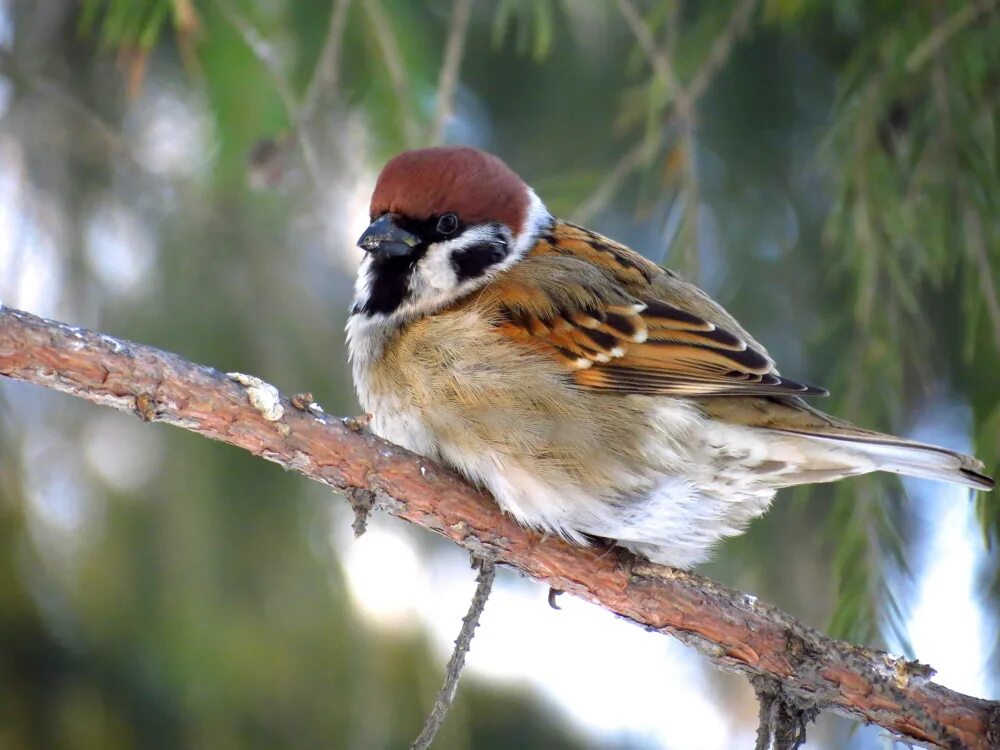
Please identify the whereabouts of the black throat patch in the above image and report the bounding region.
[355,249,426,316]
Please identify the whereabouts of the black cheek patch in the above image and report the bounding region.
[450,242,510,282]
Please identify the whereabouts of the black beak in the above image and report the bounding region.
[357,214,421,259]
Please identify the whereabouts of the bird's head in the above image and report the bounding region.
[352,147,551,319]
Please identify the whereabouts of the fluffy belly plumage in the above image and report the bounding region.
[365,390,781,568]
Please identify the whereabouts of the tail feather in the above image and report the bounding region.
[776,429,994,491]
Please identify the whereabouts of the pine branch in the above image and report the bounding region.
[2,305,999,749]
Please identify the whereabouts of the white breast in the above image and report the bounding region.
[346,314,440,460]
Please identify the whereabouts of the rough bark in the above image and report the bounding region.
[1,305,998,749]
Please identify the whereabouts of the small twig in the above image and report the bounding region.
[676,117,700,278]
[664,0,683,59]
[214,0,322,189]
[754,683,773,750]
[965,209,1000,351]
[906,0,999,73]
[614,0,693,119]
[410,558,496,750]
[346,488,376,538]
[361,0,419,147]
[0,49,143,169]
[752,677,818,750]
[300,0,353,126]
[571,133,662,224]
[428,0,474,145]
[687,0,759,102]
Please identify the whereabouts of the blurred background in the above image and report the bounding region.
[1,1,998,748]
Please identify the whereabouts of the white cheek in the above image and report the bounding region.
[511,188,551,256]
[403,226,510,315]
[354,254,374,302]
[410,242,458,297]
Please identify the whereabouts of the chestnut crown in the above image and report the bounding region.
[369,147,529,234]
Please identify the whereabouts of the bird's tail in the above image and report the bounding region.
[772,428,994,491]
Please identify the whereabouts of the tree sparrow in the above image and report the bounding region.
[346,147,993,567]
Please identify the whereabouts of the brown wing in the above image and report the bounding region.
[481,224,827,398]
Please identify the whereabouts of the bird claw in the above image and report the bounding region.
[547,587,563,610]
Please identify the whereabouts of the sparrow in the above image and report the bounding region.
[346,146,994,568]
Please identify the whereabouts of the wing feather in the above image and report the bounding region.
[483,223,828,398]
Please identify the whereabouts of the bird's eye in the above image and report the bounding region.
[436,213,459,236]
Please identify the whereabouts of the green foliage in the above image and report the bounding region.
[491,0,556,61]
[826,483,914,655]
[818,2,1000,643]
[79,0,173,50]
